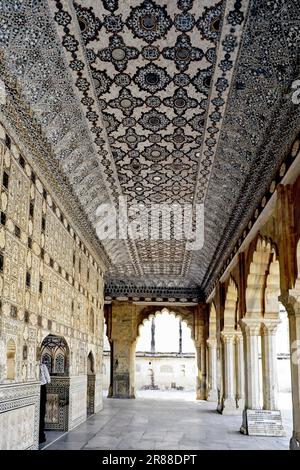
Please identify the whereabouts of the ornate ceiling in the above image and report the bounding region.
[0,0,299,299]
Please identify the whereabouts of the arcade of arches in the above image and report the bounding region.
[0,0,300,452]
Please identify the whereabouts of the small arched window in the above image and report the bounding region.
[87,352,94,374]
[7,339,16,380]
[42,353,52,373]
[55,353,65,374]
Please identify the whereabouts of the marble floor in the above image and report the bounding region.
[44,391,292,450]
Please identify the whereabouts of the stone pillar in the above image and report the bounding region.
[261,319,281,411]
[179,319,182,354]
[240,318,261,433]
[196,342,206,400]
[108,301,137,399]
[284,299,300,449]
[206,339,218,402]
[111,338,136,398]
[235,329,245,412]
[151,317,155,354]
[221,332,238,414]
[217,342,223,412]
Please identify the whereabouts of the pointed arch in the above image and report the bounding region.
[40,334,69,375]
[246,236,273,315]
[223,277,238,330]
[208,302,217,339]
[87,351,95,374]
[264,251,280,316]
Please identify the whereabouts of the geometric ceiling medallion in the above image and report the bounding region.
[117,128,146,149]
[138,109,170,132]
[142,144,170,162]
[162,34,204,71]
[145,96,161,108]
[142,45,160,61]
[127,0,172,44]
[163,88,197,115]
[192,67,214,95]
[197,0,224,44]
[103,14,123,33]
[133,63,172,93]
[111,147,126,163]
[148,133,162,143]
[164,128,194,149]
[174,12,195,32]
[74,3,102,44]
[102,112,120,133]
[172,116,187,127]
[108,88,143,116]
[173,72,190,87]
[188,114,206,132]
[206,47,217,64]
[98,35,139,71]
[114,73,131,87]
[122,117,136,128]
[91,69,113,97]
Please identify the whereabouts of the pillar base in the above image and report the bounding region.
[111,394,135,399]
[290,433,300,450]
[240,409,248,434]
[221,397,240,415]
[240,409,285,436]
[196,390,206,400]
[112,373,136,399]
[236,398,245,412]
[207,389,218,402]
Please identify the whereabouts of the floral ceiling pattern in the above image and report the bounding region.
[0,0,299,297]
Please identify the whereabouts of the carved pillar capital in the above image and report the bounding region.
[221,330,235,342]
[261,318,281,336]
[206,338,217,348]
[239,317,261,336]
[279,293,300,316]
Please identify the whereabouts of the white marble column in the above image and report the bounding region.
[206,339,218,402]
[240,318,261,433]
[235,329,245,411]
[284,299,300,450]
[261,319,280,411]
[221,332,237,414]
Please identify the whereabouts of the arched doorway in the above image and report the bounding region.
[87,351,95,416]
[135,308,198,400]
[39,335,70,436]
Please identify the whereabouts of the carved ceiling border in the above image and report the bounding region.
[0,58,110,271]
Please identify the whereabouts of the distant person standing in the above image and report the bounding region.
[39,355,51,444]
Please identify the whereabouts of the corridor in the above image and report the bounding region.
[44,394,292,451]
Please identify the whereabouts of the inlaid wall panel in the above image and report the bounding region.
[6,160,30,233]
[0,123,106,449]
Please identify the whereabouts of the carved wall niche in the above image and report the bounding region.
[41,334,69,376]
